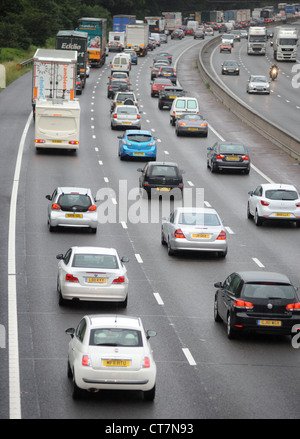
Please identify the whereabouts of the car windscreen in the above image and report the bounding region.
[251,76,267,82]
[90,328,142,347]
[219,144,245,154]
[178,212,220,226]
[127,134,152,142]
[242,283,296,300]
[265,190,298,200]
[72,254,119,269]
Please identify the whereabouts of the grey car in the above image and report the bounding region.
[46,187,98,233]
[221,60,240,75]
[161,207,228,257]
[247,75,270,94]
[111,105,141,130]
[175,113,208,137]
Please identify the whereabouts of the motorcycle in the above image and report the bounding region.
[270,65,279,81]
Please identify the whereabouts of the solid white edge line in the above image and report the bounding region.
[182,348,197,366]
[8,111,32,419]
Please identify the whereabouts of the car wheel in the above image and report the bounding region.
[91,227,97,234]
[144,385,155,401]
[175,129,180,136]
[254,209,263,226]
[227,313,236,339]
[167,238,175,256]
[247,203,253,219]
[210,162,217,173]
[218,250,227,258]
[161,229,166,245]
[57,280,66,306]
[72,372,84,399]
[214,296,222,322]
[67,360,73,378]
[121,295,128,308]
[48,220,56,232]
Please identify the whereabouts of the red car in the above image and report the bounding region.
[220,44,232,53]
[150,78,173,97]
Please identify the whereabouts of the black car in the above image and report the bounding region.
[158,86,185,110]
[107,79,130,99]
[137,161,184,199]
[207,142,250,174]
[214,271,300,339]
[221,60,240,75]
[194,30,205,39]
[171,30,183,40]
[157,66,177,84]
[150,62,169,80]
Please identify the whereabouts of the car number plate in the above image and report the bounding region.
[65,213,83,218]
[275,213,291,217]
[86,277,106,283]
[257,320,282,327]
[226,156,239,160]
[188,127,198,130]
[157,187,171,191]
[52,140,62,143]
[133,152,145,156]
[123,121,132,125]
[103,359,130,367]
[192,233,210,238]
[169,95,176,99]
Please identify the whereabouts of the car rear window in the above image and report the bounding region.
[150,165,178,177]
[219,144,245,154]
[242,283,295,300]
[117,107,138,114]
[265,190,298,200]
[58,194,91,209]
[187,100,197,109]
[90,328,142,347]
[127,134,152,142]
[72,254,119,269]
[178,212,220,226]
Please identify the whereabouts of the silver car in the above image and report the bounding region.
[161,207,228,257]
[56,246,129,306]
[111,105,141,130]
[247,75,270,94]
[46,187,98,233]
[247,183,300,227]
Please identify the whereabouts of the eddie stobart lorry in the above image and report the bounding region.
[77,17,107,67]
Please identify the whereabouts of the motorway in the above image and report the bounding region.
[1,32,300,421]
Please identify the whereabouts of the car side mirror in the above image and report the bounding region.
[137,168,143,172]
[248,191,253,196]
[45,195,51,200]
[214,282,223,288]
[207,147,212,150]
[121,257,129,263]
[65,328,75,338]
[146,330,157,339]
[56,254,64,260]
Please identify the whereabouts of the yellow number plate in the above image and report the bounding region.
[122,121,132,125]
[133,152,145,156]
[226,156,239,160]
[275,213,291,217]
[188,127,198,130]
[192,233,210,238]
[52,140,62,143]
[258,320,282,327]
[169,95,176,99]
[65,214,83,218]
[157,187,171,191]
[103,359,130,367]
[86,277,106,283]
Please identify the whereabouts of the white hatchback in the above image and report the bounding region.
[66,314,157,400]
[247,183,300,226]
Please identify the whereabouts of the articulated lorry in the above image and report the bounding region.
[35,99,80,151]
[125,24,149,56]
[32,48,77,118]
[56,30,88,87]
[273,27,298,61]
[145,17,165,33]
[78,17,107,67]
[247,26,267,55]
[162,12,182,30]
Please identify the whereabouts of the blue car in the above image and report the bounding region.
[124,49,138,65]
[118,130,157,160]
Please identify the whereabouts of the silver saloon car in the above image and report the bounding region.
[161,207,228,257]
[56,246,129,306]
[111,105,141,130]
[46,187,98,233]
[247,75,270,94]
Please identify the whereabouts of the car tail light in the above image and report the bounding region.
[234,300,254,310]
[65,274,79,283]
[88,205,97,211]
[142,356,151,368]
[35,139,45,144]
[286,303,300,311]
[216,154,224,159]
[52,203,61,210]
[113,114,117,118]
[296,202,300,207]
[68,141,79,145]
[113,276,125,283]
[242,155,249,160]
[174,228,185,238]
[200,122,207,127]
[82,355,91,367]
[109,85,113,90]
[216,230,226,240]
[261,200,270,206]
[137,114,140,119]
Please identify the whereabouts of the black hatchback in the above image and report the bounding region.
[158,86,185,110]
[214,271,300,339]
[137,161,184,199]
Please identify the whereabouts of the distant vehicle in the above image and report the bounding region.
[65,314,157,400]
[123,48,138,64]
[107,78,130,99]
[170,97,199,126]
[150,61,170,80]
[221,60,240,75]
[111,105,141,130]
[247,183,300,227]
[153,52,173,64]
[161,207,228,257]
[157,66,177,84]
[158,86,185,110]
[207,142,250,174]
[194,30,205,39]
[46,187,98,233]
[175,113,208,137]
[150,77,173,97]
[76,75,82,95]
[118,130,157,160]
[220,43,232,53]
[222,34,235,47]
[171,30,183,39]
[110,91,138,113]
[246,75,270,94]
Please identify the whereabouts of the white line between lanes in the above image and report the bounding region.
[153,292,164,305]
[135,253,143,263]
[182,348,197,366]
[252,257,265,268]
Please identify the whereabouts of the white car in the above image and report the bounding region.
[161,207,228,257]
[247,75,270,94]
[86,61,90,78]
[56,247,129,305]
[46,187,98,233]
[247,183,300,226]
[66,314,157,400]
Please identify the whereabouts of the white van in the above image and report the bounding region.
[170,97,199,126]
[35,99,80,151]
[111,54,131,74]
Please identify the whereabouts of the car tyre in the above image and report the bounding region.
[57,280,66,306]
[167,238,175,256]
[144,385,155,401]
[161,229,166,245]
[227,313,236,339]
[72,373,84,399]
[67,360,73,378]
[254,209,263,226]
[121,295,128,308]
[214,296,222,322]
[210,162,217,173]
[247,203,253,219]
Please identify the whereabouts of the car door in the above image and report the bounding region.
[218,274,241,320]
[164,210,175,241]
[58,248,72,289]
[69,317,87,370]
[249,185,262,215]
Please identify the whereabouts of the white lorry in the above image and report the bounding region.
[35,99,80,151]
[273,27,298,61]
[162,12,182,31]
[125,24,149,56]
[247,26,267,55]
[32,49,77,118]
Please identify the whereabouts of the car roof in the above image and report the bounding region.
[260,183,298,191]
[57,187,91,194]
[148,161,179,167]
[125,130,152,135]
[71,246,118,255]
[235,271,292,284]
[175,207,218,214]
[116,105,138,110]
[87,314,142,330]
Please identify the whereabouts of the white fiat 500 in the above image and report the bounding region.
[56,247,129,306]
[247,183,300,227]
[65,314,157,400]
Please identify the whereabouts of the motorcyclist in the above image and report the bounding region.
[270,64,279,80]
